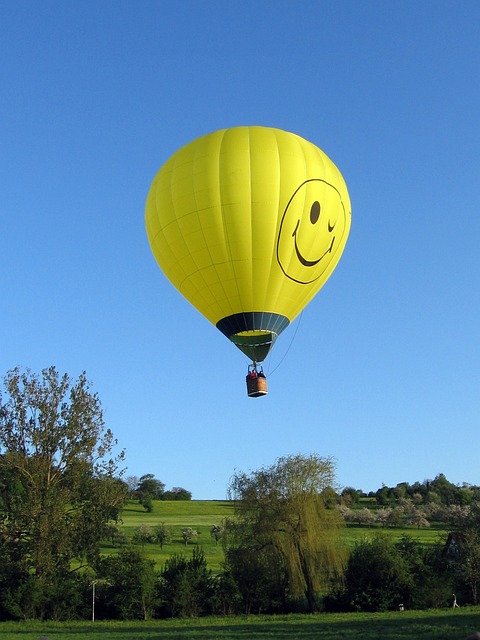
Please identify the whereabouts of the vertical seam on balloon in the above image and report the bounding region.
[248,126,255,332]
[218,128,241,319]
[206,129,232,319]
[263,127,282,330]
[172,150,194,296]
[217,128,238,319]
[189,134,210,312]
[168,152,178,284]
[170,140,206,303]
[273,129,283,324]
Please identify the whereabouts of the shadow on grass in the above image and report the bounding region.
[3,610,480,640]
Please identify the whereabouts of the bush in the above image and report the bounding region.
[98,547,157,620]
[328,534,413,612]
[157,548,214,618]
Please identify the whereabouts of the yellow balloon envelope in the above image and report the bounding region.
[145,126,351,362]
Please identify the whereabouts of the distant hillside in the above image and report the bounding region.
[102,499,448,572]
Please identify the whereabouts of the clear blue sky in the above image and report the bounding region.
[2,1,479,498]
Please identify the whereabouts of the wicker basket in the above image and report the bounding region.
[246,375,268,398]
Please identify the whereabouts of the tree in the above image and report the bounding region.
[407,509,430,529]
[386,506,405,528]
[211,570,242,615]
[341,486,362,506]
[459,528,480,604]
[125,475,139,497]
[336,534,413,612]
[210,524,224,545]
[158,548,214,617]
[375,485,395,506]
[162,486,192,501]
[104,523,127,547]
[226,454,345,612]
[0,366,126,584]
[154,523,172,549]
[428,473,466,506]
[99,547,157,620]
[133,525,155,550]
[137,474,165,500]
[181,527,198,546]
[320,486,338,509]
[140,495,154,513]
[394,535,451,609]
[375,507,392,527]
[449,501,480,604]
[354,507,375,527]
[223,541,286,614]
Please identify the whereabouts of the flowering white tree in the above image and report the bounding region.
[407,509,430,528]
[357,508,375,527]
[375,507,392,528]
[133,525,155,550]
[181,527,198,546]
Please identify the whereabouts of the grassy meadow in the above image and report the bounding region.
[104,500,235,571]
[103,499,448,572]
[1,608,480,639]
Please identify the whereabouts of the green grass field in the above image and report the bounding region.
[105,500,235,571]
[105,499,448,572]
[1,608,479,639]
[342,520,447,547]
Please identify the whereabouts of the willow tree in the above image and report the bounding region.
[0,366,126,582]
[226,454,345,612]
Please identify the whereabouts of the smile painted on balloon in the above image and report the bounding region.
[292,201,336,267]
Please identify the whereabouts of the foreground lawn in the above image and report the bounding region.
[2,608,480,640]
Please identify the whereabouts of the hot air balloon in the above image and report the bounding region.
[145,126,351,397]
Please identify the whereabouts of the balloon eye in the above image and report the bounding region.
[310,201,320,224]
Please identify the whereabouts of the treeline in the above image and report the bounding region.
[1,367,479,622]
[91,530,475,618]
[0,524,475,621]
[326,474,480,531]
[342,473,480,508]
[125,474,192,512]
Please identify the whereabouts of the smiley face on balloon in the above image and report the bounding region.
[276,179,350,285]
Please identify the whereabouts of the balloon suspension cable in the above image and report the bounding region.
[247,361,262,375]
[266,311,303,377]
